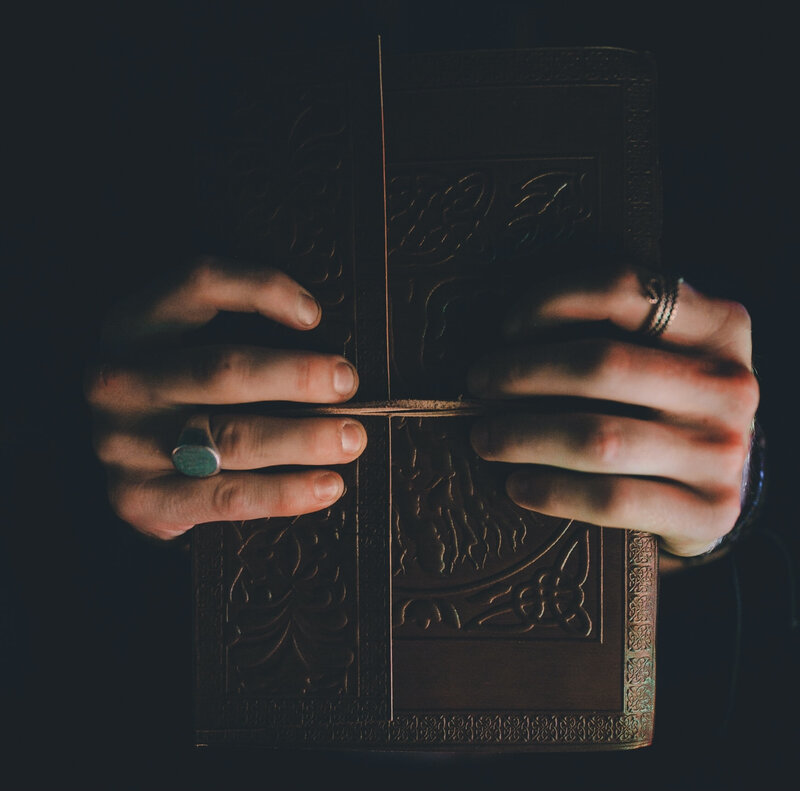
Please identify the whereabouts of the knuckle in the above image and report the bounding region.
[144,525,186,542]
[84,363,120,406]
[714,434,751,482]
[720,298,752,336]
[293,355,336,399]
[268,477,300,516]
[592,478,627,519]
[733,367,760,416]
[501,354,528,389]
[610,264,640,297]
[294,356,314,397]
[706,298,753,361]
[212,417,248,464]
[596,341,631,379]
[185,255,221,297]
[473,418,503,458]
[717,363,760,420]
[577,417,622,466]
[212,478,251,519]
[107,479,143,527]
[296,421,326,461]
[701,359,759,424]
[107,476,185,541]
[566,339,632,386]
[83,366,103,405]
[542,477,574,513]
[256,267,287,300]
[193,347,249,393]
[507,471,543,510]
[709,491,743,541]
[572,339,624,380]
[93,431,121,464]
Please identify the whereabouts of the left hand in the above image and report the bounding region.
[467,264,759,558]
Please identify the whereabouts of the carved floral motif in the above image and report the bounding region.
[226,510,355,697]
[388,166,593,268]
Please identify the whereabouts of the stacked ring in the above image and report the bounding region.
[641,273,683,338]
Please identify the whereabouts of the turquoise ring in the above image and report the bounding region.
[171,415,221,477]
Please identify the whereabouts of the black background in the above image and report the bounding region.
[3,2,798,788]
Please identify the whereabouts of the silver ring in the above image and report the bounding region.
[641,273,683,338]
[171,414,221,477]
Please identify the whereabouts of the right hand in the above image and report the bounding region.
[85,256,367,540]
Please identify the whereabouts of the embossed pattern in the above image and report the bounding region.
[392,417,597,638]
[226,511,355,696]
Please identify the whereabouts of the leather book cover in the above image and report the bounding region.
[192,46,659,751]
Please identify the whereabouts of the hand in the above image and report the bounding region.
[85,256,367,540]
[467,264,759,557]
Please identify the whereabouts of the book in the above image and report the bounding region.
[192,45,659,751]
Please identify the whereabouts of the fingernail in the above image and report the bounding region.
[297,292,320,326]
[341,422,363,453]
[314,472,343,501]
[333,362,356,395]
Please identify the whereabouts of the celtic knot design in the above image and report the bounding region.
[388,165,593,268]
[461,525,592,635]
[626,656,654,685]
[388,170,494,265]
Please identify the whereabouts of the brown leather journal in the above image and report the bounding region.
[192,45,659,751]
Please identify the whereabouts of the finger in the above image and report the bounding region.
[86,347,359,410]
[505,466,741,557]
[109,468,346,539]
[503,266,752,363]
[211,415,367,469]
[467,339,759,427]
[95,416,367,472]
[102,256,322,344]
[470,413,749,489]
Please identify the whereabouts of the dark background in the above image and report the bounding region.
[3,2,798,788]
